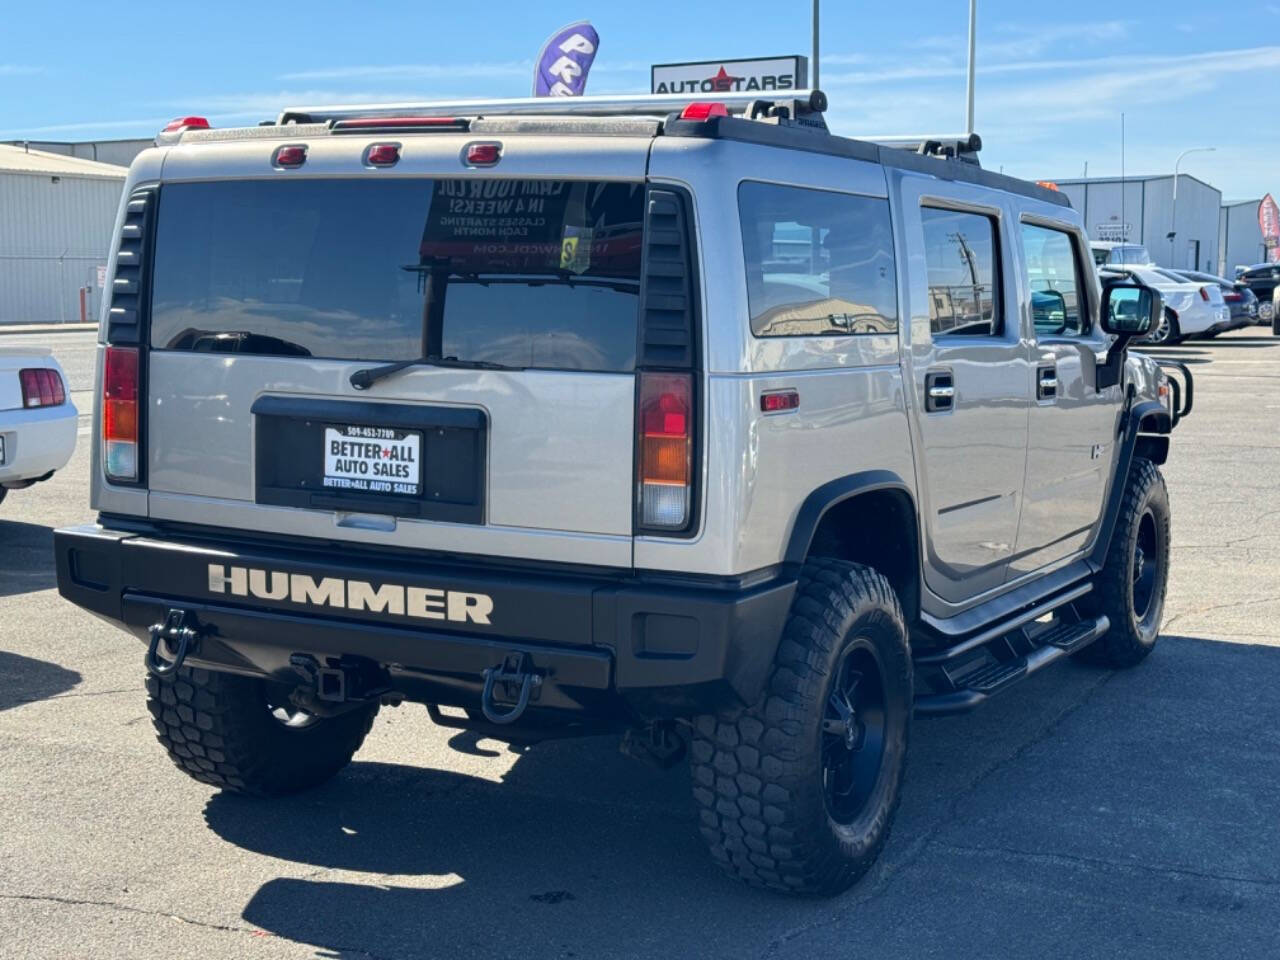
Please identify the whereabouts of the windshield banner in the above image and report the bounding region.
[417,180,642,277]
[533,21,599,97]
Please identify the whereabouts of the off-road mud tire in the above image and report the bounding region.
[145,666,377,797]
[1079,458,1170,668]
[691,559,912,896]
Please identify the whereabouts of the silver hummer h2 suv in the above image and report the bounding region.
[55,90,1193,896]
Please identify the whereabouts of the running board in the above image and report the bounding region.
[914,615,1109,716]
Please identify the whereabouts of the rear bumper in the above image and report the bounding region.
[54,524,795,720]
[0,402,77,486]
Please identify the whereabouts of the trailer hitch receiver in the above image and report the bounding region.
[146,608,202,677]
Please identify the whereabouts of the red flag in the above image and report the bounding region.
[1260,194,1280,243]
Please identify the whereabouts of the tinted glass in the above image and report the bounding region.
[150,179,645,371]
[921,207,1000,337]
[739,182,898,337]
[1021,224,1087,337]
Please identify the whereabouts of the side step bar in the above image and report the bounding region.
[914,615,1109,716]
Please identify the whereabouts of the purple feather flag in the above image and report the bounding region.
[533,21,599,97]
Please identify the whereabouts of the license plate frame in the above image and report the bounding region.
[321,424,423,497]
[252,396,487,524]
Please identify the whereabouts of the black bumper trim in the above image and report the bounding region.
[55,525,796,717]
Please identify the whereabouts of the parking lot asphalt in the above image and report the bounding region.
[2,329,1279,959]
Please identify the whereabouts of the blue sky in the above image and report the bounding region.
[2,0,1276,199]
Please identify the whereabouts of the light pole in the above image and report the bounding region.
[812,0,820,90]
[965,0,977,135]
[1170,147,1216,267]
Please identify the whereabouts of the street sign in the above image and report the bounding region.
[651,56,807,96]
[96,265,107,289]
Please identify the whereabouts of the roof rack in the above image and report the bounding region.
[277,91,827,126]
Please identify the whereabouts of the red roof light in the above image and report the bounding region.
[333,116,469,131]
[162,116,210,133]
[366,143,400,167]
[464,142,501,167]
[680,102,729,122]
[273,145,307,168]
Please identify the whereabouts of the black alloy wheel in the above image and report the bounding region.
[821,640,889,825]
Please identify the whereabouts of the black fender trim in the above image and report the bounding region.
[1090,396,1166,569]
[785,470,917,565]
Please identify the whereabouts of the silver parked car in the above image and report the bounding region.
[55,91,1189,897]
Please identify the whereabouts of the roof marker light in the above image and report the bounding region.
[464,142,501,167]
[680,102,729,122]
[366,143,400,167]
[273,145,307,168]
[162,116,210,133]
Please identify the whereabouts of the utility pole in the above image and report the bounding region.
[1170,146,1216,267]
[965,0,977,135]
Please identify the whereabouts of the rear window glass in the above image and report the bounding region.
[149,178,645,371]
[738,182,898,337]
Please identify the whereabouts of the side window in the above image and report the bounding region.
[739,182,898,338]
[1021,223,1088,337]
[921,207,1001,337]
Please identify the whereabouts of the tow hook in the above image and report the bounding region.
[480,652,543,725]
[146,608,202,677]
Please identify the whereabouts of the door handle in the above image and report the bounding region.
[925,371,954,412]
[1037,366,1058,401]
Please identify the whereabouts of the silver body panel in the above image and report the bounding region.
[90,118,1162,619]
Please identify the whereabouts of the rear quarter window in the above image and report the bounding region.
[738,181,898,338]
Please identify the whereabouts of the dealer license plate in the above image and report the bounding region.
[322,425,422,496]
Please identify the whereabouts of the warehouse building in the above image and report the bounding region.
[0,144,127,325]
[1054,174,1222,273]
[3,137,151,169]
[1219,200,1269,276]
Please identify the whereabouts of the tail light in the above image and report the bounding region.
[19,368,66,408]
[1224,291,1242,302]
[1199,287,1211,301]
[637,372,693,531]
[103,346,139,481]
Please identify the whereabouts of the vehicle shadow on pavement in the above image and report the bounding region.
[0,650,81,710]
[200,633,1280,959]
[0,519,58,599]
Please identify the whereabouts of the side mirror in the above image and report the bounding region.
[1101,280,1162,337]
[1096,279,1164,390]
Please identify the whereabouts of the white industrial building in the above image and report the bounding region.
[0,144,127,325]
[3,137,152,170]
[1054,174,1222,274]
[1219,200,1268,276]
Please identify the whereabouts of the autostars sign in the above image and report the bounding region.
[651,56,808,96]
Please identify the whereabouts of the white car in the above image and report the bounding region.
[1091,241,1154,267]
[0,347,77,504]
[1100,265,1230,345]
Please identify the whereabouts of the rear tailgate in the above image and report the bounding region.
[139,134,657,567]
